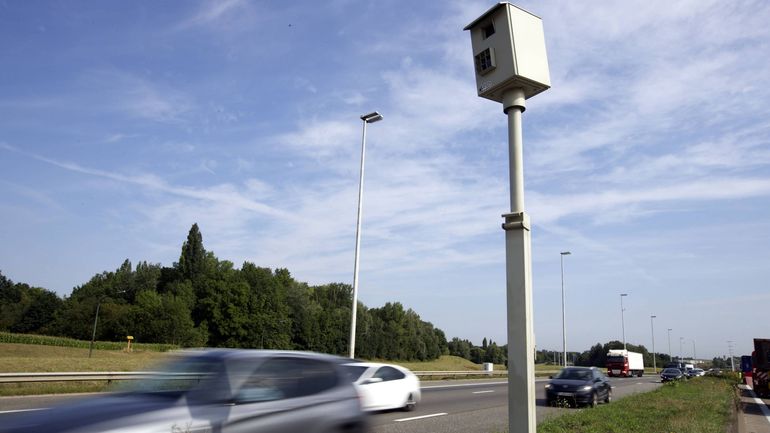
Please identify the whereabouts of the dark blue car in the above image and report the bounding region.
[545,366,612,407]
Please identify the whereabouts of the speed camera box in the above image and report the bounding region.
[464,2,551,102]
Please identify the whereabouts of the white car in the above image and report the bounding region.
[343,362,421,412]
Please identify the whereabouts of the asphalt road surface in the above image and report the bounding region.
[369,376,661,433]
[0,376,662,433]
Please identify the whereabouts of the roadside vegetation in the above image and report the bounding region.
[536,375,739,433]
[0,224,448,362]
[0,346,507,396]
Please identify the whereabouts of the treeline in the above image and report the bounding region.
[0,224,447,361]
[447,337,507,365]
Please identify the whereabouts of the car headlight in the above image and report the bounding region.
[580,386,592,391]
[544,384,551,389]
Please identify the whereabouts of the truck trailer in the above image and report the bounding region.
[753,338,770,398]
[606,349,644,377]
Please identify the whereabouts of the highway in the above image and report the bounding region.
[0,376,661,433]
[369,376,661,433]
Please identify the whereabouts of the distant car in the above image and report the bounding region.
[545,366,612,408]
[688,368,705,377]
[0,349,369,433]
[660,367,686,382]
[343,362,421,412]
[706,368,723,376]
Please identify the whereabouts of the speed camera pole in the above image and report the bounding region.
[465,4,550,433]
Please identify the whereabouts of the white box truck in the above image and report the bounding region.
[606,349,645,377]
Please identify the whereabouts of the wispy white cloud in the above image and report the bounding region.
[0,144,295,222]
[175,0,250,30]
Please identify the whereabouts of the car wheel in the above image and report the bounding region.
[604,388,612,403]
[403,393,416,411]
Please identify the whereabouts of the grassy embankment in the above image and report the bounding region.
[0,333,514,395]
[536,375,739,433]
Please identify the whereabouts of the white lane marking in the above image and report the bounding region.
[394,412,448,422]
[0,408,46,414]
[745,385,770,426]
[472,390,495,394]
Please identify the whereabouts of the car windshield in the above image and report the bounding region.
[555,369,592,381]
[342,365,369,382]
[115,354,222,395]
[662,368,679,374]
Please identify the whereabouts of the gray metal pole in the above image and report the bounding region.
[621,294,627,351]
[88,300,102,359]
[668,328,672,361]
[650,315,656,373]
[349,120,368,359]
[728,341,735,371]
[560,252,570,367]
[501,87,536,433]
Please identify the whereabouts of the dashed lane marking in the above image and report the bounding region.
[394,412,448,422]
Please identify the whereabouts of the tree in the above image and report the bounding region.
[177,223,206,281]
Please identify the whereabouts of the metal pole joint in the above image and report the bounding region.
[501,212,531,231]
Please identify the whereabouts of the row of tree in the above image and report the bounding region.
[0,224,447,361]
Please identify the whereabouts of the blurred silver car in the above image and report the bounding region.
[1,349,368,433]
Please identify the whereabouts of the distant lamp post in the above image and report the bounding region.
[349,111,383,359]
[650,315,657,372]
[620,293,628,350]
[667,328,673,361]
[88,296,107,358]
[560,251,571,367]
[679,337,684,361]
[728,341,735,371]
[691,339,697,363]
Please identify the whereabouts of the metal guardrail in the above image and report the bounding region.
[0,372,204,384]
[0,371,512,384]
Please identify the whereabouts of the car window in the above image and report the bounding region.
[373,366,406,382]
[342,365,369,382]
[236,357,339,403]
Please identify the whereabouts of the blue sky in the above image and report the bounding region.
[1,0,769,360]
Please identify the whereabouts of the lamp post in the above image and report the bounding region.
[88,296,107,358]
[620,293,628,350]
[667,328,673,361]
[349,111,383,359]
[560,251,570,367]
[691,339,697,363]
[650,315,657,373]
[728,341,735,371]
[679,337,684,361]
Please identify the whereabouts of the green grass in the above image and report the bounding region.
[536,376,738,433]
[0,331,178,352]
[388,355,506,372]
[0,343,171,396]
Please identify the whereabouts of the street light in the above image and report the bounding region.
[650,315,657,373]
[89,295,107,358]
[560,251,571,367]
[620,293,628,351]
[349,111,382,359]
[679,337,684,361]
[667,328,673,361]
[691,339,697,363]
[728,341,735,371]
